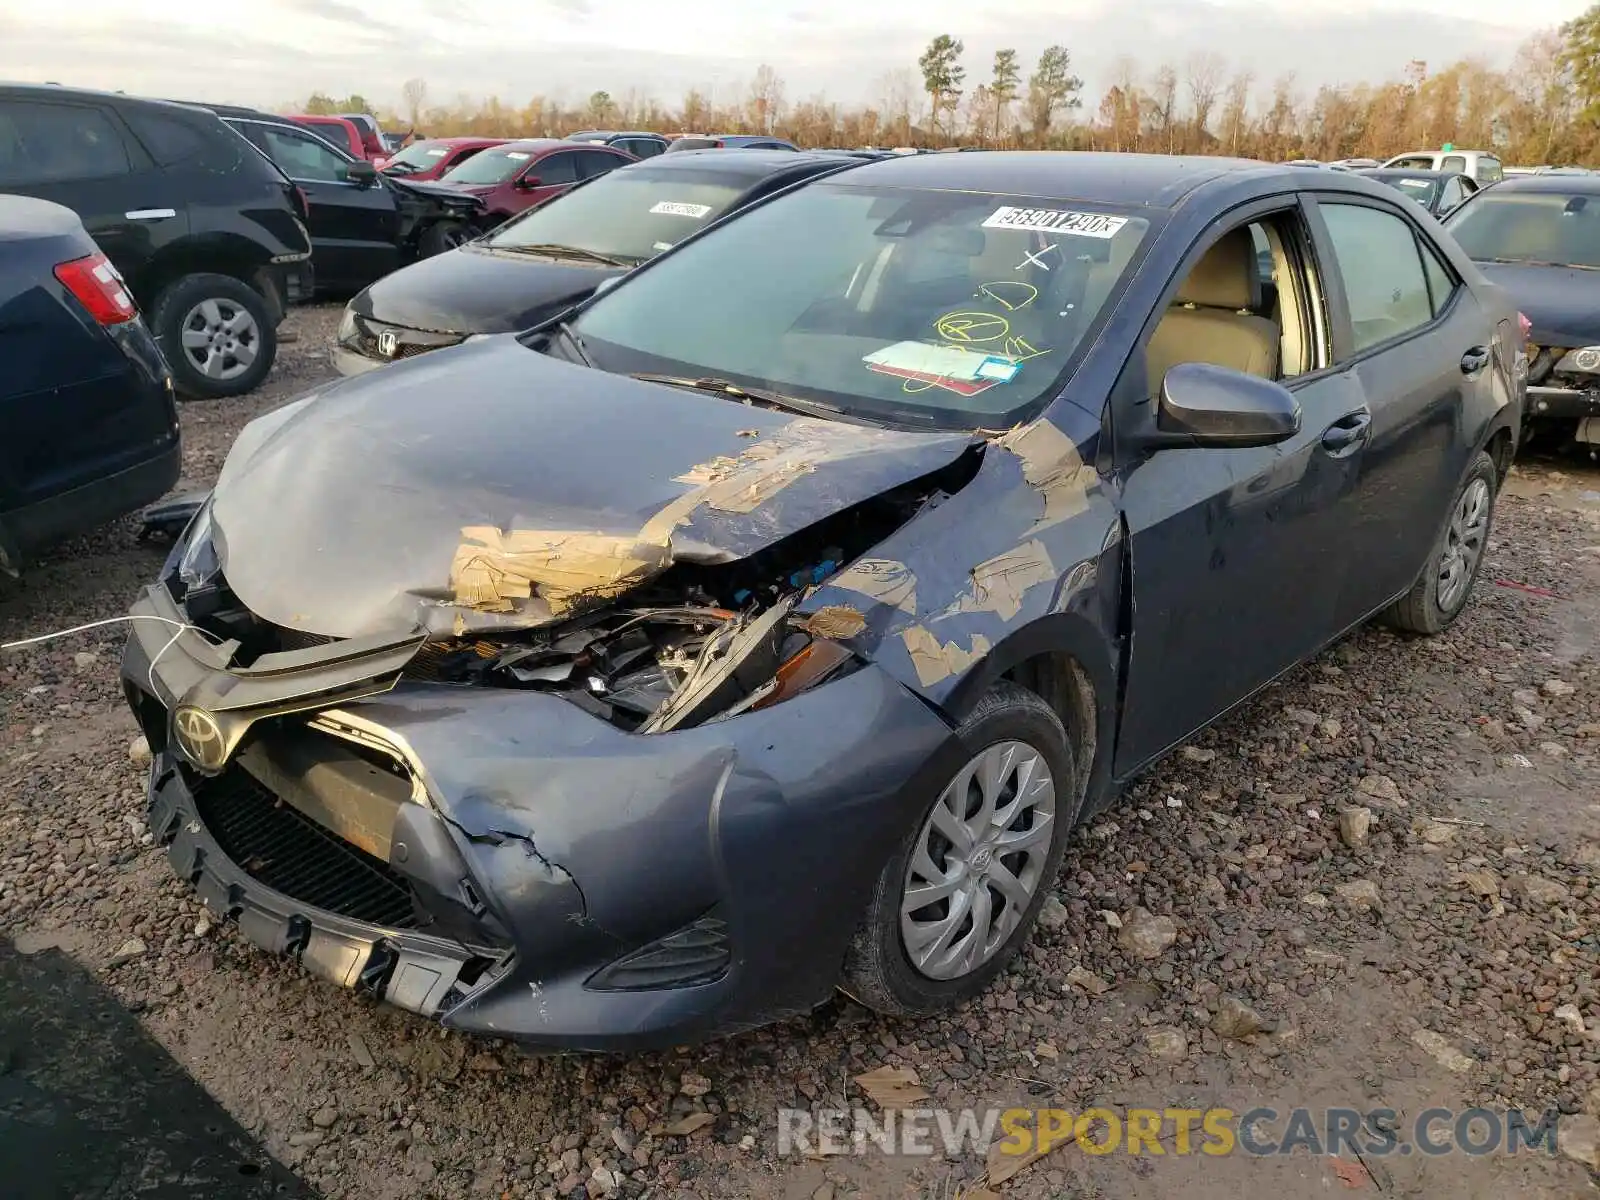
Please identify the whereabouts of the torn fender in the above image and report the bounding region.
[207,340,975,639]
[797,409,1122,711]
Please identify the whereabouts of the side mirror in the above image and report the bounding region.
[1147,362,1302,449]
[516,174,542,190]
[346,160,378,187]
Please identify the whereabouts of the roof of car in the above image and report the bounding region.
[1,81,223,118]
[570,130,665,139]
[1355,168,1463,181]
[837,150,1287,208]
[1476,173,1600,194]
[496,138,591,153]
[410,136,508,146]
[620,148,851,179]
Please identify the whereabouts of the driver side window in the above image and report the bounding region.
[1144,211,1325,395]
[260,125,348,183]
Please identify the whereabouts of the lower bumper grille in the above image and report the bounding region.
[192,765,419,929]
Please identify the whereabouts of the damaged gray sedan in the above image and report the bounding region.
[123,152,1522,1049]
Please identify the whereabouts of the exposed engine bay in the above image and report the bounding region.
[168,456,976,734]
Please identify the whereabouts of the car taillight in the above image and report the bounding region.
[1517,311,1532,343]
[53,252,136,325]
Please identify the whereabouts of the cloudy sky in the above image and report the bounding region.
[0,0,1587,114]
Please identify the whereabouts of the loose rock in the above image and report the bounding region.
[1334,879,1381,909]
[1117,908,1177,959]
[107,937,146,968]
[1036,894,1068,931]
[1557,1114,1599,1169]
[1212,996,1276,1039]
[1338,806,1373,850]
[1412,1029,1474,1074]
[1145,1027,1188,1060]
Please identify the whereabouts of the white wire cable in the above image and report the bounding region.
[1,614,227,701]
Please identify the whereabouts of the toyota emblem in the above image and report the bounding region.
[377,330,399,358]
[173,705,228,771]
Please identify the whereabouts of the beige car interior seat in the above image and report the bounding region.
[1145,228,1281,389]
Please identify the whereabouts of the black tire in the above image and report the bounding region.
[841,681,1080,1017]
[417,220,472,258]
[1379,450,1499,635]
[150,273,277,400]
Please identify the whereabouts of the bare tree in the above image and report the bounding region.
[746,64,786,134]
[1186,52,1225,143]
[1147,65,1179,153]
[878,68,918,144]
[401,77,429,129]
[1221,70,1253,155]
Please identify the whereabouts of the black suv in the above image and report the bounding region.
[198,105,487,293]
[0,83,313,399]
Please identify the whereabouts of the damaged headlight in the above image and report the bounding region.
[1553,346,1600,375]
[175,498,221,593]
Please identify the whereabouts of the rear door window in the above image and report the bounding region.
[1318,202,1436,353]
[0,100,132,185]
[531,151,580,184]
[1479,156,1503,184]
[575,150,626,178]
[1442,155,1467,174]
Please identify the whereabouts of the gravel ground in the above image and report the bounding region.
[3,302,1599,1199]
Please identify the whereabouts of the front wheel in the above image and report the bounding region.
[842,681,1079,1017]
[417,220,474,258]
[1379,450,1499,635]
[150,273,277,399]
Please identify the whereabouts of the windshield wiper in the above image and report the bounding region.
[630,373,844,419]
[555,321,593,366]
[384,162,419,175]
[494,242,635,267]
[1478,256,1594,269]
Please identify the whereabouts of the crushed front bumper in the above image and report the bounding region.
[121,583,956,1051]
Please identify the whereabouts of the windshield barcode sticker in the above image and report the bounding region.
[982,207,1128,238]
[650,201,713,218]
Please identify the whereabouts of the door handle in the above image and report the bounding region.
[1460,345,1490,374]
[1320,408,1372,457]
[124,208,176,221]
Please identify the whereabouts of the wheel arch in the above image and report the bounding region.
[132,235,279,318]
[939,612,1120,825]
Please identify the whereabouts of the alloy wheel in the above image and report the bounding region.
[900,740,1057,980]
[178,298,261,382]
[1437,476,1491,611]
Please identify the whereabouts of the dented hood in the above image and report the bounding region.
[210,338,976,639]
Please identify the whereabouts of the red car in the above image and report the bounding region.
[381,136,508,183]
[435,138,634,226]
[283,114,386,164]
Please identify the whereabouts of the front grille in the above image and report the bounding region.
[271,625,339,652]
[192,764,419,929]
[350,316,466,362]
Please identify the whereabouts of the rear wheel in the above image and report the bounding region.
[842,682,1079,1016]
[1380,450,1498,635]
[151,273,276,399]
